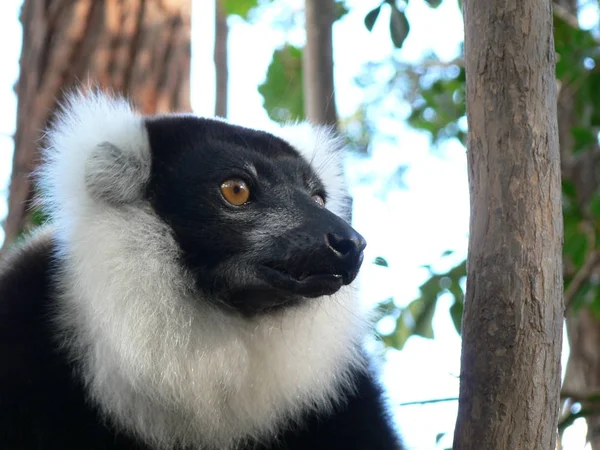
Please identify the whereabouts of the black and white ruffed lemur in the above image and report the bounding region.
[0,91,403,450]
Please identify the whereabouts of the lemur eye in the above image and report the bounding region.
[221,179,250,206]
[312,194,325,207]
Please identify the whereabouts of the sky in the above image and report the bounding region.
[0,0,597,448]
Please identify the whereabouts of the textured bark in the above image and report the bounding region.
[214,0,228,118]
[303,0,337,127]
[453,0,564,449]
[3,0,191,247]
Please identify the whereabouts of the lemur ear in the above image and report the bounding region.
[38,90,152,214]
[85,141,150,204]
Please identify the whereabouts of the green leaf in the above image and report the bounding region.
[377,297,398,316]
[590,192,600,219]
[381,327,408,349]
[571,127,597,154]
[258,45,305,123]
[590,73,600,126]
[334,0,350,21]
[570,281,592,313]
[378,260,466,348]
[220,0,259,18]
[449,299,463,334]
[364,5,382,31]
[562,180,577,200]
[374,256,389,267]
[389,5,410,48]
[30,208,50,227]
[553,12,599,83]
[564,225,588,267]
[405,65,466,143]
[405,295,436,340]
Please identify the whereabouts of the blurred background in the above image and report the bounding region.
[1,0,599,448]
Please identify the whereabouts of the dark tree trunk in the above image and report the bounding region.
[303,0,337,128]
[453,0,564,448]
[214,0,228,118]
[3,0,191,247]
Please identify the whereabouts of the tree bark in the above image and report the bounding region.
[303,0,337,127]
[453,0,564,449]
[3,0,191,248]
[214,0,228,118]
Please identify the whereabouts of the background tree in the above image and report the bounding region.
[555,2,600,449]
[303,0,337,127]
[453,0,563,448]
[214,0,228,117]
[2,0,191,247]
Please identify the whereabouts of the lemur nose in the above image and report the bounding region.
[326,231,367,260]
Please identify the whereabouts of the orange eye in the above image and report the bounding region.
[220,179,250,206]
[312,194,325,207]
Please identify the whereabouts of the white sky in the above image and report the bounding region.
[0,0,596,448]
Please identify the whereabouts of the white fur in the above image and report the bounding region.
[276,123,349,219]
[38,91,368,450]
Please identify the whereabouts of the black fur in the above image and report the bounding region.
[0,113,403,449]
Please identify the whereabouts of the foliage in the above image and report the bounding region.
[12,208,49,246]
[405,62,465,144]
[220,0,274,20]
[378,259,466,349]
[364,0,444,49]
[365,0,442,48]
[258,44,305,123]
[353,59,466,147]
[256,0,349,123]
[374,7,600,354]
[223,0,348,24]
[553,14,600,318]
[388,3,410,49]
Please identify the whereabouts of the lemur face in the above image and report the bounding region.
[144,116,366,315]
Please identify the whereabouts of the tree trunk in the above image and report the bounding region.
[3,0,191,248]
[453,0,564,448]
[303,0,337,127]
[214,0,228,118]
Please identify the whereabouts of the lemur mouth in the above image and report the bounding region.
[260,263,351,298]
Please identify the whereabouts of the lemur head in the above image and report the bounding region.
[143,115,366,315]
[40,90,366,316]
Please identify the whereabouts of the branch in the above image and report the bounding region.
[564,220,599,310]
[565,252,599,310]
[398,397,458,407]
[553,3,580,29]
[561,389,600,403]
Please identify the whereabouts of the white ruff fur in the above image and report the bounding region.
[38,92,369,450]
